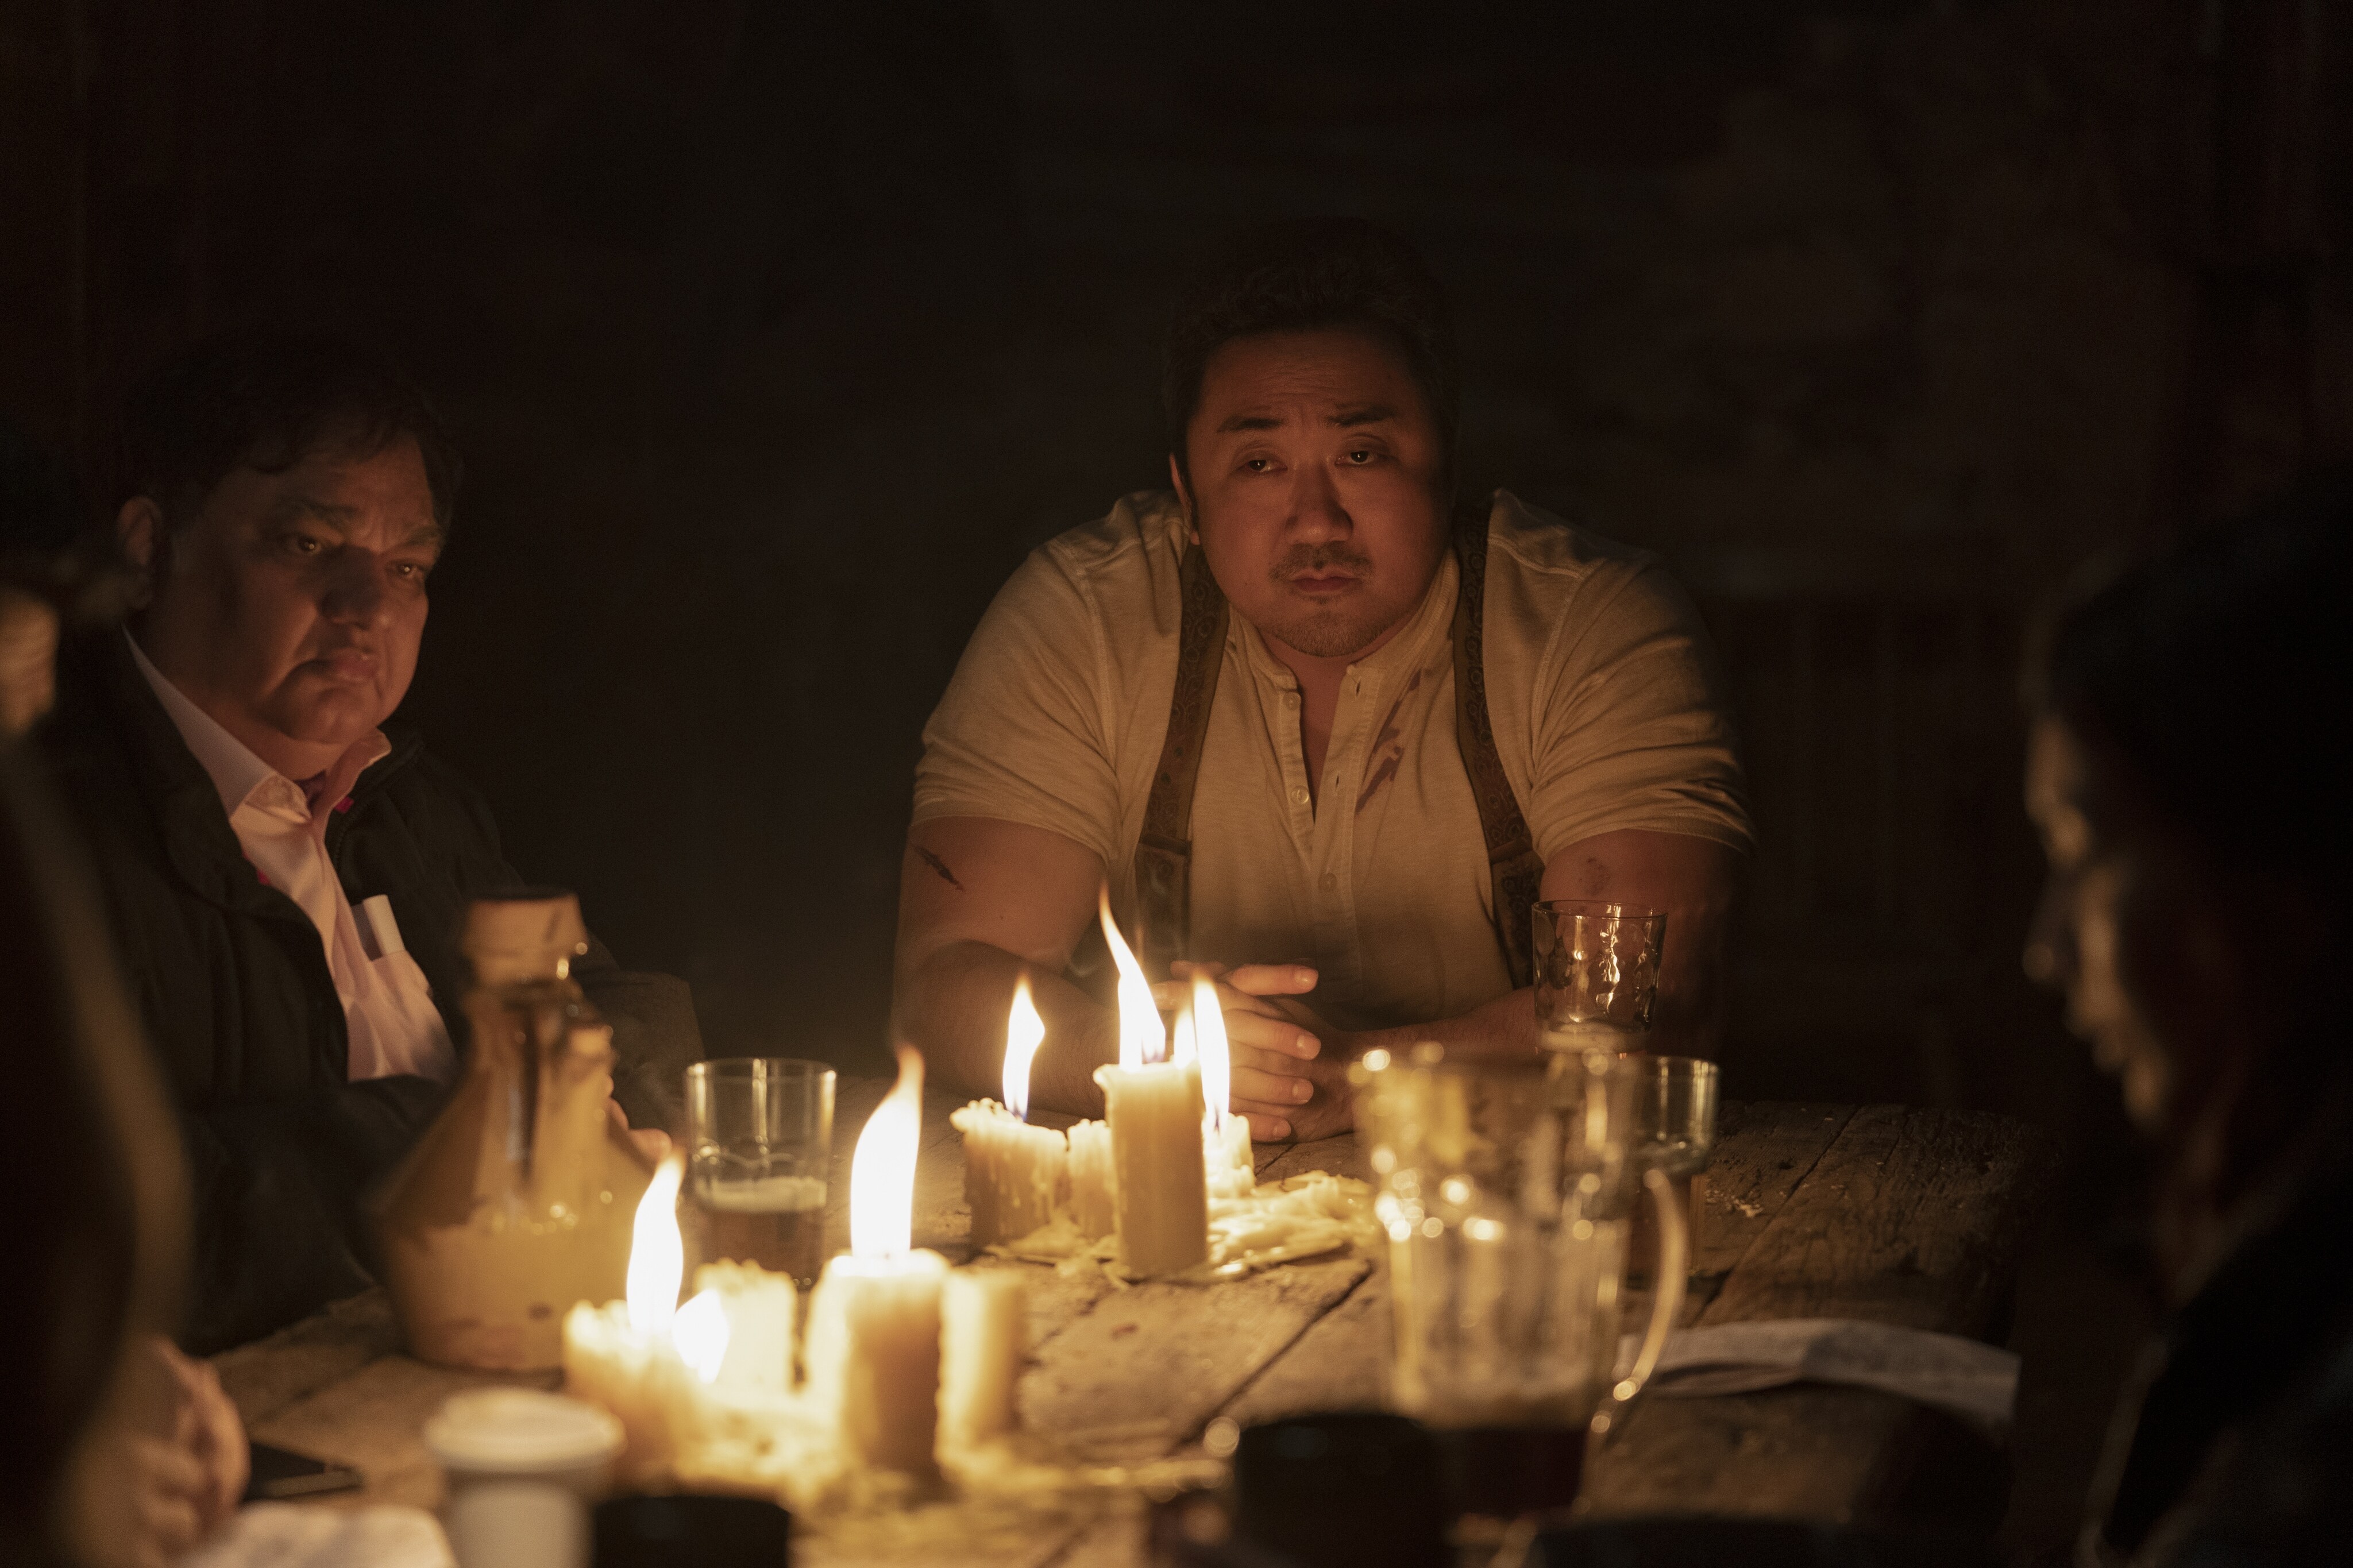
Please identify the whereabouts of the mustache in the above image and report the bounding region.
[1270,544,1373,581]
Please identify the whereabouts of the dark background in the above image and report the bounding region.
[5,1,2349,1548]
[6,0,2348,1103]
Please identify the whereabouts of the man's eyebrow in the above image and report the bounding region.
[1330,404,1398,428]
[269,495,361,527]
[1215,412,1286,434]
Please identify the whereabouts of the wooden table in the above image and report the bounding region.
[215,1084,2049,1562]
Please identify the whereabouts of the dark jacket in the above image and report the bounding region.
[39,636,703,1353]
[2090,1120,2353,1566]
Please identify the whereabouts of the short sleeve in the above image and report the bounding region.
[912,548,1123,868]
[1523,561,1753,864]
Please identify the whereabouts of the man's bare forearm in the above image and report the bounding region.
[1347,986,1540,1064]
[896,940,1117,1115]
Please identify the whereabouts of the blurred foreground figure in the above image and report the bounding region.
[898,221,1749,1139]
[40,335,703,1352]
[2024,477,2353,1566]
[0,746,247,1566]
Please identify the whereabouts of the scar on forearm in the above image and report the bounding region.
[915,847,965,890]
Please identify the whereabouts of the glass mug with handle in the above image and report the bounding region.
[1352,1044,1687,1518]
[1532,899,1667,1057]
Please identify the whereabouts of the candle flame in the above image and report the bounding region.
[1098,885,1164,1068]
[673,1288,732,1384]
[849,1045,925,1258]
[1003,977,1046,1121]
[1192,975,1230,1130]
[626,1152,685,1335]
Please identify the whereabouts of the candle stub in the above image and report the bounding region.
[950,1100,1068,1247]
[939,1269,1027,1451]
[1066,1119,1117,1239]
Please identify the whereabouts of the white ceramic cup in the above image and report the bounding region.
[424,1389,623,1568]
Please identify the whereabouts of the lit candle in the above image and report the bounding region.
[1185,976,1255,1201]
[1091,891,1209,1277]
[938,1269,1027,1452]
[949,979,1070,1248]
[561,1155,734,1484]
[803,1046,949,1479]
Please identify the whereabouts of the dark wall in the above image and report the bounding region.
[5,2,2347,1122]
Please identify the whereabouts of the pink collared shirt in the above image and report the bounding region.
[129,636,456,1084]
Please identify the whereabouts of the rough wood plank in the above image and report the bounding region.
[1586,1106,2053,1523]
[1705,1106,2049,1333]
[1253,1132,1365,1185]
[249,1355,559,1509]
[1215,1266,1389,1427]
[1212,1103,1851,1432]
[215,1289,403,1430]
[1021,1257,1371,1461]
[1692,1103,1854,1282]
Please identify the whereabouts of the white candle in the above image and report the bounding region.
[561,1156,732,1484]
[803,1046,949,1479]
[1181,976,1255,1201]
[1093,891,1208,1276]
[1066,1119,1117,1239]
[951,979,1069,1246]
[692,1259,796,1395]
[938,1269,1027,1451]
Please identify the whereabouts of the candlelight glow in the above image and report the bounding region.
[850,1045,925,1258]
[1192,975,1230,1130]
[625,1153,685,1336]
[673,1289,732,1384]
[1003,978,1046,1120]
[1098,885,1165,1068]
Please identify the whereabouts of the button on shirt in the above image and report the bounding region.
[129,637,456,1083]
[913,490,1752,1033]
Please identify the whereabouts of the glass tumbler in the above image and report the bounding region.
[681,1058,836,1286]
[1532,900,1668,1056]
[1352,1045,1686,1517]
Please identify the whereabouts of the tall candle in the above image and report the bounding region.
[804,1046,948,1478]
[950,979,1069,1247]
[939,1270,1027,1451]
[1093,891,1208,1276]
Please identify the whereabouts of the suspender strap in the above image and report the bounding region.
[1132,540,1229,975]
[1449,507,1546,989]
[1131,504,1545,987]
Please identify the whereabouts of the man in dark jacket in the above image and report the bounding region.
[40,334,702,1353]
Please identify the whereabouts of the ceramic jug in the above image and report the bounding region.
[376,890,653,1370]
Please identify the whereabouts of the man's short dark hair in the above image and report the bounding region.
[1162,219,1459,494]
[118,332,459,535]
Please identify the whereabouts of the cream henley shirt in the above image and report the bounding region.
[913,489,1752,1032]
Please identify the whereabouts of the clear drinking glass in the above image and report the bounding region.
[1351,1045,1686,1517]
[1532,900,1667,1056]
[1631,1056,1719,1178]
[682,1058,836,1287]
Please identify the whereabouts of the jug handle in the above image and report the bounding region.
[1590,1165,1686,1439]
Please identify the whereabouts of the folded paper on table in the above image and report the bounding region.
[1615,1318,2020,1436]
